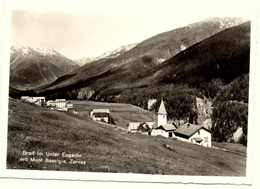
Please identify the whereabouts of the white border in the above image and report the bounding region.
[1,0,260,188]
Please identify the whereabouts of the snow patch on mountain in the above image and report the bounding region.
[35,47,58,56]
[11,46,33,54]
[76,43,138,66]
[94,43,138,60]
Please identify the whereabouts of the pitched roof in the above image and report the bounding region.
[145,122,156,129]
[92,109,110,113]
[128,122,156,130]
[93,112,110,117]
[158,100,167,115]
[128,122,141,130]
[156,124,177,131]
[174,123,203,137]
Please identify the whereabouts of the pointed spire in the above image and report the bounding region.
[158,99,167,115]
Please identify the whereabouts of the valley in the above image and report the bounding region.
[7,17,250,176]
[7,98,246,175]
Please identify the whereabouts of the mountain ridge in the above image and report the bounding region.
[10,46,80,90]
[37,17,248,92]
[75,43,138,66]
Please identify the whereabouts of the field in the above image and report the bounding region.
[71,100,156,128]
[7,98,247,176]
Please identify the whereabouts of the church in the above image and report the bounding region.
[151,100,212,148]
[151,99,177,138]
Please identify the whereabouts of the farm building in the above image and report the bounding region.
[174,123,212,148]
[21,96,45,106]
[53,99,67,109]
[46,99,75,112]
[90,109,111,123]
[47,99,66,108]
[127,122,141,132]
[21,96,30,101]
[152,124,177,138]
[127,122,156,133]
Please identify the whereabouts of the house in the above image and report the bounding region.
[152,123,177,138]
[22,96,45,106]
[127,122,156,133]
[174,123,212,148]
[127,122,141,132]
[90,109,110,116]
[90,109,111,123]
[21,96,30,101]
[47,99,67,109]
[54,99,67,109]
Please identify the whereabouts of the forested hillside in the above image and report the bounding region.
[211,74,249,145]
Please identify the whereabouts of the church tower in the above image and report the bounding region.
[157,99,167,126]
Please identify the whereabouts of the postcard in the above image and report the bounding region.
[0,0,259,188]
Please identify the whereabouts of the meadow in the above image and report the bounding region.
[7,98,246,176]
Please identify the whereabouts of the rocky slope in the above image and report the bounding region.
[10,46,79,90]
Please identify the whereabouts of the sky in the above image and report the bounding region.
[10,0,255,59]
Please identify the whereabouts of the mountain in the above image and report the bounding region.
[75,57,94,66]
[93,43,138,60]
[35,47,79,73]
[75,43,138,66]
[9,18,250,145]
[37,17,249,93]
[10,46,79,90]
[143,21,250,88]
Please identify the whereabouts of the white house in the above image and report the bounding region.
[152,124,177,138]
[47,99,67,109]
[54,99,67,109]
[22,96,45,106]
[127,122,141,132]
[127,122,156,133]
[21,96,30,101]
[90,109,110,116]
[90,109,111,123]
[174,123,212,148]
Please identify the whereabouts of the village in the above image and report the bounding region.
[20,96,212,148]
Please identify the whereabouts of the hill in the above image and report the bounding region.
[142,21,250,92]
[34,21,250,112]
[10,46,79,90]
[7,98,246,175]
[36,17,247,91]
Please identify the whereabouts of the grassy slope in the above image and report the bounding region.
[72,100,155,128]
[7,98,246,176]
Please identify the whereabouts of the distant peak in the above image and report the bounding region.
[10,46,34,54]
[35,47,58,56]
[188,17,249,29]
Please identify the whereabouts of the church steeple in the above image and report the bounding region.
[158,99,167,115]
[157,100,167,126]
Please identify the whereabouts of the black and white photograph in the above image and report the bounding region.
[0,0,259,188]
